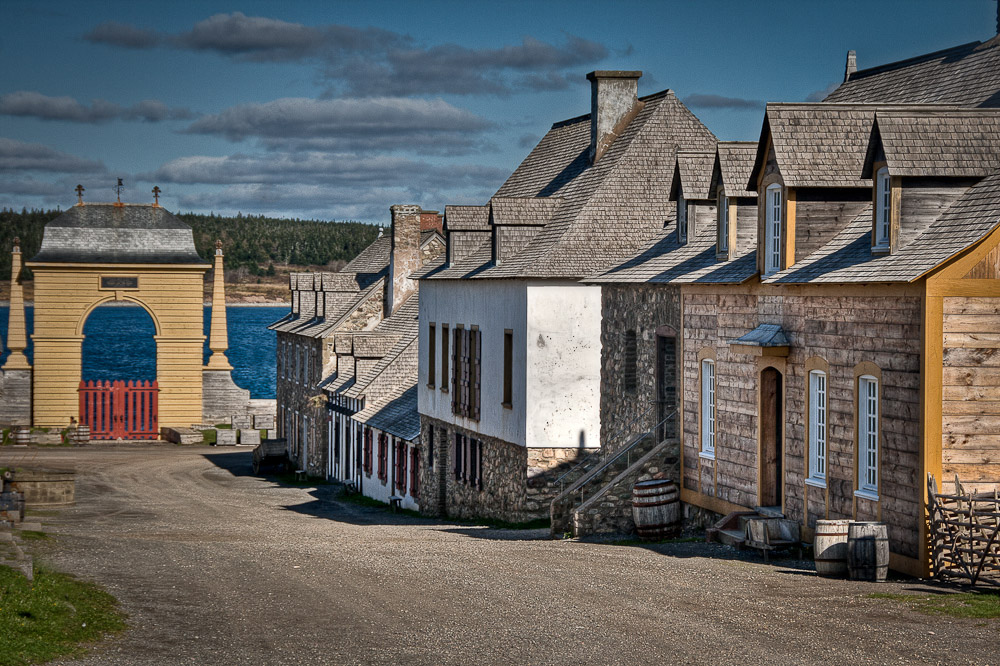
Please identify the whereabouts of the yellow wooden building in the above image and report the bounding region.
[10,195,245,434]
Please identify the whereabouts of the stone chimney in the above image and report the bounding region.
[3,239,30,371]
[587,70,642,164]
[385,204,421,315]
[844,50,857,83]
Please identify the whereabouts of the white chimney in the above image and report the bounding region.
[844,50,857,83]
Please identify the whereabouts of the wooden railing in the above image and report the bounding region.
[928,474,1000,587]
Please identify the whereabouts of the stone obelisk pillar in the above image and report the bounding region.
[4,238,30,370]
[206,240,232,370]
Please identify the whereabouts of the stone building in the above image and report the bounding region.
[416,70,717,523]
[573,142,757,536]
[270,206,443,478]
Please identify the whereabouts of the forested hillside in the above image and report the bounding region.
[0,208,379,277]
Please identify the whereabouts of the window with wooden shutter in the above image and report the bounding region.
[428,323,436,388]
[395,439,407,492]
[441,325,449,393]
[858,376,879,497]
[453,432,464,480]
[624,330,637,394]
[410,446,420,499]
[451,327,461,414]
[503,329,513,408]
[378,433,388,482]
[471,327,481,420]
[363,426,373,475]
[461,328,471,418]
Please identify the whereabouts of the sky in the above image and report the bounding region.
[1,0,997,223]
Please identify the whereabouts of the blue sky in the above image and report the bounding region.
[1,0,996,222]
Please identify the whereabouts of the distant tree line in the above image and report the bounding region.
[0,208,379,278]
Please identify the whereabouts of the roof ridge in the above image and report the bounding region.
[549,89,675,129]
[847,40,983,82]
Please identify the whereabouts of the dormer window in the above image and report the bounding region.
[677,192,688,244]
[874,167,891,250]
[717,189,729,255]
[764,184,782,276]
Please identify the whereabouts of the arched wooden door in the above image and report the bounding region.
[759,367,784,508]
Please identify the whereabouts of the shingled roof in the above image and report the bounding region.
[444,205,490,230]
[863,108,1000,178]
[825,34,1000,108]
[711,142,758,198]
[30,204,206,265]
[671,151,716,201]
[586,226,757,285]
[763,171,1000,284]
[423,89,716,280]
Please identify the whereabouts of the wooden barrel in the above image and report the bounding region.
[814,519,850,577]
[847,521,889,582]
[74,425,90,446]
[631,479,680,539]
[13,428,30,446]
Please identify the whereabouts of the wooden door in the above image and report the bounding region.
[655,333,677,440]
[759,368,783,507]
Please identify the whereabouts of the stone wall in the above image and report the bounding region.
[0,370,31,426]
[600,284,680,452]
[419,415,589,522]
[275,331,329,475]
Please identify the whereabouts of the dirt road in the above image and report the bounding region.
[4,446,996,665]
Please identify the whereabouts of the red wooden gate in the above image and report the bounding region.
[79,380,159,439]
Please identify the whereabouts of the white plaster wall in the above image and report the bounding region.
[418,279,528,445]
[525,282,602,449]
[358,430,419,512]
[419,278,601,450]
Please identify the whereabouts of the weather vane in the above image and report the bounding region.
[114,178,124,204]
[152,185,161,206]
[75,184,85,205]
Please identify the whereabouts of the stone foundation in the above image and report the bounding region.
[419,415,592,523]
[202,369,250,424]
[0,369,31,426]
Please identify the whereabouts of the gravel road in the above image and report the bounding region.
[3,445,997,665]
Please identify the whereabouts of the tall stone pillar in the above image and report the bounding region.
[202,239,249,423]
[3,238,30,371]
[0,238,33,426]
[206,240,232,370]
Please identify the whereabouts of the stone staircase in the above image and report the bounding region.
[550,431,661,536]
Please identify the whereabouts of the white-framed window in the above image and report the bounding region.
[677,192,688,244]
[875,167,890,249]
[808,370,827,484]
[701,359,716,457]
[858,375,879,497]
[718,190,729,253]
[764,184,782,275]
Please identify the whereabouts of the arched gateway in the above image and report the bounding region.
[17,194,247,436]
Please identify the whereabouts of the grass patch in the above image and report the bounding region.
[869,590,1000,619]
[609,535,703,547]
[16,532,47,542]
[0,564,127,666]
[201,430,217,446]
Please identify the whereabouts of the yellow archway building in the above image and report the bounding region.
[25,201,219,430]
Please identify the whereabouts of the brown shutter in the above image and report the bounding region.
[451,327,460,414]
[472,329,481,420]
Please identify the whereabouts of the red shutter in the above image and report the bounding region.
[410,447,419,499]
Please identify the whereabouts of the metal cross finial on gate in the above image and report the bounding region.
[152,185,161,206]
[114,178,124,204]
[75,184,85,205]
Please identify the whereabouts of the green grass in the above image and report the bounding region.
[869,590,1000,619]
[0,564,127,666]
[16,532,47,542]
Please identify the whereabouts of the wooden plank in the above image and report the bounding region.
[943,367,1000,387]
[944,297,1000,315]
[943,415,1000,435]
[943,314,1000,334]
